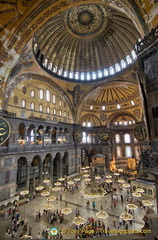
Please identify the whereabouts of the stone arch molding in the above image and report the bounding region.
[7,0,145,53]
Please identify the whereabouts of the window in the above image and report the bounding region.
[39,104,43,112]
[59,110,62,116]
[102,106,106,110]
[30,102,35,110]
[21,99,26,108]
[115,134,120,143]
[115,63,121,72]
[52,95,56,104]
[110,66,114,75]
[124,133,130,143]
[87,72,91,80]
[116,146,122,158]
[48,62,52,70]
[98,70,102,78]
[75,72,79,79]
[126,55,132,64]
[30,90,35,97]
[121,59,126,69]
[125,146,132,157]
[46,89,50,102]
[117,104,121,109]
[131,101,135,105]
[82,132,86,143]
[69,71,73,78]
[64,111,67,117]
[92,72,96,80]
[53,108,56,115]
[59,100,62,107]
[90,105,93,110]
[46,106,50,114]
[104,69,108,76]
[131,50,137,60]
[81,72,84,81]
[87,122,91,127]
[39,89,44,100]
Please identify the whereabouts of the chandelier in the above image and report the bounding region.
[132,192,141,197]
[142,200,153,207]
[58,177,65,181]
[72,216,85,225]
[118,179,125,183]
[105,175,112,178]
[36,186,44,191]
[126,204,138,210]
[118,169,123,172]
[41,191,50,197]
[114,172,120,176]
[96,211,108,219]
[120,212,133,221]
[43,179,50,183]
[135,188,144,193]
[95,176,101,180]
[43,204,54,210]
[105,179,112,183]
[83,174,90,178]
[74,178,81,182]
[67,180,74,185]
[54,182,61,186]
[52,187,61,191]
[84,178,91,182]
[123,183,130,188]
[47,196,56,202]
[20,190,29,196]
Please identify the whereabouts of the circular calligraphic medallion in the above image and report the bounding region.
[74,128,82,143]
[0,117,11,145]
[134,125,147,141]
[50,227,58,236]
[98,129,111,142]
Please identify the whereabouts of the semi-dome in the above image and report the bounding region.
[33,3,141,82]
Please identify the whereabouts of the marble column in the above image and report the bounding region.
[50,160,54,185]
[39,162,43,185]
[25,165,30,191]
[155,175,158,214]
[32,166,36,191]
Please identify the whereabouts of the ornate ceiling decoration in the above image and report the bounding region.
[33,4,141,82]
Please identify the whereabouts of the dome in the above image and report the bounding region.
[33,4,140,82]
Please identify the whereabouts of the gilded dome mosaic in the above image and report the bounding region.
[33,4,141,82]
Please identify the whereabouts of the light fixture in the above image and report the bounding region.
[54,182,61,186]
[135,188,144,193]
[120,212,133,221]
[142,200,153,207]
[52,187,61,191]
[105,179,112,183]
[61,208,72,215]
[96,211,108,219]
[47,196,56,202]
[126,204,138,210]
[106,175,112,178]
[74,178,81,182]
[43,204,54,210]
[20,190,29,196]
[58,177,65,182]
[114,173,120,176]
[123,183,130,188]
[95,176,101,180]
[36,186,44,191]
[118,169,123,172]
[72,216,85,225]
[67,180,74,185]
[43,179,50,183]
[83,170,88,173]
[83,174,90,178]
[118,179,125,183]
[84,178,91,182]
[132,192,141,197]
[41,191,50,197]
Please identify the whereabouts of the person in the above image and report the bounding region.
[36,233,41,239]
[92,201,96,210]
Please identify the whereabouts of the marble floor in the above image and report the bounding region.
[0,176,156,239]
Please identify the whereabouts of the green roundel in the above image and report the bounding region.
[134,125,147,141]
[74,128,83,143]
[0,117,11,145]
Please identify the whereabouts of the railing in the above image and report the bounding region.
[136,26,158,54]
[139,149,158,170]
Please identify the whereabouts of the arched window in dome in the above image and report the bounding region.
[92,72,96,80]
[53,66,57,73]
[63,70,68,77]
[39,104,43,112]
[30,90,35,97]
[126,55,132,64]
[69,71,73,78]
[30,101,35,110]
[86,72,91,80]
[81,72,85,80]
[82,132,86,143]
[98,70,102,78]
[116,146,122,158]
[46,89,50,102]
[87,122,91,127]
[48,62,52,70]
[52,94,56,104]
[33,43,38,53]
[115,134,120,143]
[125,146,132,158]
[110,66,115,75]
[131,50,137,60]
[104,69,109,76]
[43,59,48,67]
[21,99,26,108]
[58,68,62,75]
[124,133,130,143]
[39,89,44,100]
[121,59,126,69]
[75,72,79,80]
[115,63,121,72]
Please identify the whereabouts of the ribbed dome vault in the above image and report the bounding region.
[33,4,141,82]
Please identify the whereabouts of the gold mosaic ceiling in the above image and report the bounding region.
[33,3,141,82]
